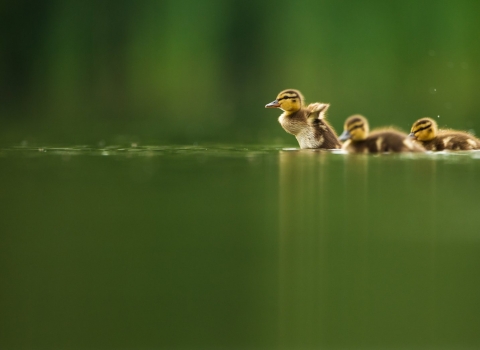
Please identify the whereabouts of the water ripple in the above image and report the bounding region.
[2,144,480,161]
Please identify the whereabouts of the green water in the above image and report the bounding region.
[1,145,480,350]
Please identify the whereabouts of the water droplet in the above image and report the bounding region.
[131,142,138,148]
[437,115,440,118]
[429,88,437,94]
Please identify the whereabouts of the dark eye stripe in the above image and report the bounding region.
[349,124,364,132]
[278,95,298,101]
[414,124,432,133]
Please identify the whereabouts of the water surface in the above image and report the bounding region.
[1,145,480,349]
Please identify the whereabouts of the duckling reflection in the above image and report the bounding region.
[278,150,370,346]
[278,150,330,346]
[409,117,480,151]
[340,115,425,153]
[265,89,341,149]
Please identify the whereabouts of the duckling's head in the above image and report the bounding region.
[339,115,369,141]
[409,118,438,141]
[265,89,304,114]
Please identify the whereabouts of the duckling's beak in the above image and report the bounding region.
[265,100,280,108]
[408,132,416,139]
[339,130,351,141]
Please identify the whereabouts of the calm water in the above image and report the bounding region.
[1,145,480,350]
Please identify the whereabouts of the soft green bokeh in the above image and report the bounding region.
[1,1,480,145]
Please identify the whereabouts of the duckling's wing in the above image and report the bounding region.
[306,103,329,121]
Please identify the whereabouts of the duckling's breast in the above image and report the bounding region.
[342,140,368,153]
[278,112,308,136]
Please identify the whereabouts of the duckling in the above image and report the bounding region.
[339,115,425,153]
[265,89,341,149]
[409,117,480,151]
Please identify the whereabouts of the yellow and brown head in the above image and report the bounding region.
[265,89,304,114]
[409,118,438,141]
[339,115,370,142]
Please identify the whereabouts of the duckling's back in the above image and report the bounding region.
[344,129,424,153]
[308,118,342,149]
[421,130,480,151]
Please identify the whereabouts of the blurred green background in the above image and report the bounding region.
[2,0,480,146]
[2,2,480,348]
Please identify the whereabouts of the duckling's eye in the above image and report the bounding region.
[278,95,298,101]
[292,99,296,102]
